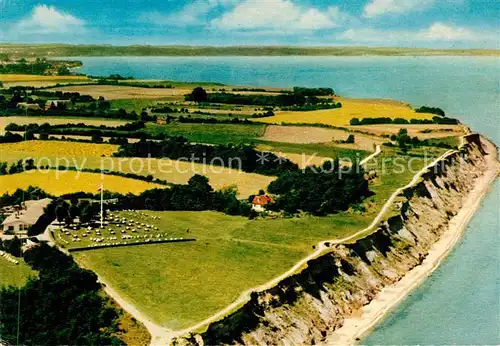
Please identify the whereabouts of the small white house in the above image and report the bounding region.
[1,199,52,236]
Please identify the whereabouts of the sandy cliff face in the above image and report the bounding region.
[173,140,493,346]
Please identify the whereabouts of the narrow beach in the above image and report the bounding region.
[325,139,499,345]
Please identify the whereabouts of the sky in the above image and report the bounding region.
[0,0,499,48]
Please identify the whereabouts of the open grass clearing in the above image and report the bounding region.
[144,122,267,144]
[0,116,129,134]
[257,97,434,127]
[0,170,164,196]
[0,259,36,287]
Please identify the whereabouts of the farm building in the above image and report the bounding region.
[16,102,41,110]
[251,194,274,212]
[1,198,52,236]
[44,99,72,110]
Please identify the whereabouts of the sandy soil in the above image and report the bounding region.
[325,138,499,345]
[261,125,384,151]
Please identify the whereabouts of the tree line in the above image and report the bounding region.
[349,116,459,126]
[185,87,337,108]
[0,243,125,345]
[115,137,299,175]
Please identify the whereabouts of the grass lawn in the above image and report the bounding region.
[110,98,169,112]
[0,170,164,196]
[74,211,308,330]
[144,122,267,144]
[0,259,36,287]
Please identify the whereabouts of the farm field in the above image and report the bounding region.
[0,140,118,160]
[0,116,129,134]
[261,125,385,151]
[347,123,465,139]
[257,97,434,127]
[144,122,267,144]
[0,170,164,195]
[0,260,36,287]
[51,85,191,100]
[0,73,89,87]
[0,141,273,198]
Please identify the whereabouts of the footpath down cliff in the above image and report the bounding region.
[173,137,498,346]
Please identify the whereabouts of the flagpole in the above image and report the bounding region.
[100,176,104,228]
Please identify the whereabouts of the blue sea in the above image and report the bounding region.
[70,56,499,344]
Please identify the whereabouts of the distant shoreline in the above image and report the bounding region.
[0,44,499,58]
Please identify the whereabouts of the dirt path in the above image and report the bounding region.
[99,139,492,346]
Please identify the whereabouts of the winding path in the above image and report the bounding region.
[94,143,459,345]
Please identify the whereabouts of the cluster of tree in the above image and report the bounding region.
[0,92,140,121]
[6,121,146,143]
[0,237,23,257]
[267,159,371,215]
[0,187,49,208]
[349,116,459,126]
[0,131,23,144]
[185,87,335,107]
[115,138,299,175]
[0,58,81,76]
[0,243,124,345]
[385,128,456,152]
[151,106,190,114]
[280,102,342,112]
[232,88,267,92]
[117,175,252,216]
[1,86,95,102]
[415,106,445,117]
[0,159,36,175]
[6,121,145,134]
[291,87,335,96]
[251,110,275,118]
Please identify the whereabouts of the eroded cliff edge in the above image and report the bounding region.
[173,136,498,346]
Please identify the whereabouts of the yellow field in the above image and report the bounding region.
[0,74,88,87]
[0,170,163,195]
[0,141,273,198]
[0,140,118,160]
[0,116,129,134]
[258,97,435,126]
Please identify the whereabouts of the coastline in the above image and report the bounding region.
[325,139,499,345]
